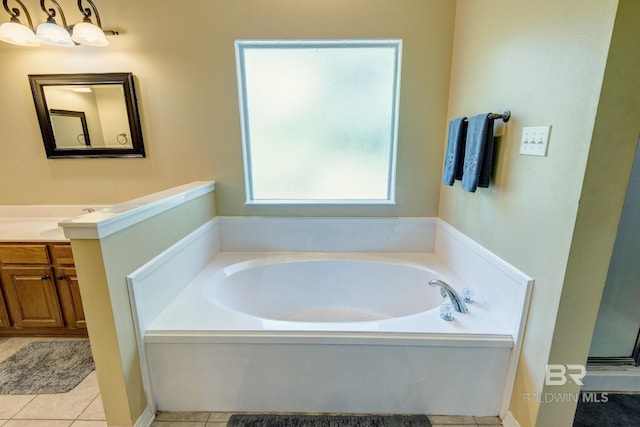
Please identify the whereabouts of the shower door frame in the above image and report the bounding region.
[588,332,640,366]
[587,134,640,368]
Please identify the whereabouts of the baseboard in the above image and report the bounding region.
[501,410,521,427]
[133,404,156,427]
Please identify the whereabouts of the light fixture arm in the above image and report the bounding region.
[77,0,101,28]
[3,0,34,30]
[40,0,68,28]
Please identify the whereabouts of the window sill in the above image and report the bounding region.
[244,199,397,207]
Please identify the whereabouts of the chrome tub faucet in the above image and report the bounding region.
[429,279,469,313]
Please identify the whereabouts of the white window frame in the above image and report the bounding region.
[235,39,402,205]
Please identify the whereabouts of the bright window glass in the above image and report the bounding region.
[236,40,402,204]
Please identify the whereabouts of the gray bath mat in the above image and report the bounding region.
[0,340,94,395]
[227,414,432,427]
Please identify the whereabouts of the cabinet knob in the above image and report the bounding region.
[41,275,50,280]
[57,275,66,280]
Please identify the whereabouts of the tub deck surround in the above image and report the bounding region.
[216,216,437,253]
[122,212,532,419]
[434,220,534,418]
[146,340,511,416]
[138,250,516,415]
[147,251,513,337]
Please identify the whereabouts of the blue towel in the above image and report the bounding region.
[441,117,467,186]
[462,114,495,192]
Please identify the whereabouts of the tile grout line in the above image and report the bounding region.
[6,393,37,421]
[1,338,104,425]
[73,391,102,422]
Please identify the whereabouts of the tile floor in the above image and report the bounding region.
[0,337,106,427]
[151,412,503,427]
[1,337,503,427]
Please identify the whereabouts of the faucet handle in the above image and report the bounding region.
[462,288,474,304]
[440,302,455,321]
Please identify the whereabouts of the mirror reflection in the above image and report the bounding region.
[44,85,131,149]
[49,109,91,148]
[29,73,145,158]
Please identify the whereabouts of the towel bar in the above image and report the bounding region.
[487,110,511,122]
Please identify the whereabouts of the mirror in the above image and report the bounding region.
[50,110,91,147]
[29,73,145,158]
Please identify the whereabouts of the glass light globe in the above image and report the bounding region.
[0,21,40,46]
[72,21,108,47]
[36,21,74,47]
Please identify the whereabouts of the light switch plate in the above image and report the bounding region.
[520,126,551,157]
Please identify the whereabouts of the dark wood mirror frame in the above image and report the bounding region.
[49,109,91,147]
[28,73,145,159]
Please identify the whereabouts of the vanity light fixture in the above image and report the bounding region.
[71,0,108,46]
[0,0,40,46]
[0,0,115,47]
[36,0,74,46]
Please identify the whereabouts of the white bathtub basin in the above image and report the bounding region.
[213,258,444,322]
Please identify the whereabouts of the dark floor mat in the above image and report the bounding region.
[227,414,432,427]
[573,393,640,427]
[0,340,94,395]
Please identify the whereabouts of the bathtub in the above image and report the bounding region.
[213,255,445,323]
[129,218,532,417]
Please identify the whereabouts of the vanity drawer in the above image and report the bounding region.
[50,244,74,266]
[0,244,50,265]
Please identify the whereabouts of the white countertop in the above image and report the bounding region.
[0,181,215,242]
[0,218,68,242]
[59,181,215,239]
[0,205,107,242]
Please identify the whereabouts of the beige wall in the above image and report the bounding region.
[540,1,640,425]
[5,1,635,425]
[70,192,216,426]
[441,1,618,426]
[0,0,455,217]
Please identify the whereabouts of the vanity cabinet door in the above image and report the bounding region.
[0,266,64,328]
[0,292,10,327]
[55,267,86,329]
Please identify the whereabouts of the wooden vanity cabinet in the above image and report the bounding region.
[0,242,87,336]
[0,291,10,328]
[0,265,64,328]
[55,266,86,329]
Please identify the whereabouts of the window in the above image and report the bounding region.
[235,39,402,204]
